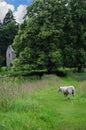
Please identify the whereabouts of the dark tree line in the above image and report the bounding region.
[0,9,18,66]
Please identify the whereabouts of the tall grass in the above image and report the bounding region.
[0,73,86,130]
[0,74,61,109]
[0,76,18,108]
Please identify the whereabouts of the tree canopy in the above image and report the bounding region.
[13,0,86,72]
[62,0,86,72]
[13,0,68,72]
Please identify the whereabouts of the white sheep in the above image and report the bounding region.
[58,86,75,97]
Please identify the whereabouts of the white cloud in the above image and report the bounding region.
[0,1,14,21]
[14,5,27,23]
[0,0,4,2]
[0,0,27,23]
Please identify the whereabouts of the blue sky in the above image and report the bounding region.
[0,0,33,23]
[5,0,32,10]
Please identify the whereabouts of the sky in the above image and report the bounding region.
[0,0,32,23]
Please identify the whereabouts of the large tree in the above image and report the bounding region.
[13,0,68,72]
[13,0,86,73]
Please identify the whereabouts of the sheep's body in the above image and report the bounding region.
[58,86,75,97]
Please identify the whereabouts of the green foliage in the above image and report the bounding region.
[13,0,67,72]
[62,0,86,72]
[0,9,18,66]
[11,59,21,71]
[19,47,31,67]
[12,0,86,73]
[0,66,7,72]
[3,9,15,25]
[0,66,8,76]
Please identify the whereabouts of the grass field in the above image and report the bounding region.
[0,73,86,130]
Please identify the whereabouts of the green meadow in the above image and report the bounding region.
[0,73,86,130]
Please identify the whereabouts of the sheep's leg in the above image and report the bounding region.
[72,90,74,97]
[72,93,74,97]
[64,93,68,98]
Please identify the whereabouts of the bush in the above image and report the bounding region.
[55,70,67,77]
[8,69,47,78]
[0,66,7,72]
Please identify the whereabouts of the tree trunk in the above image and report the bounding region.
[77,65,83,73]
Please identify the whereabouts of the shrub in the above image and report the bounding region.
[0,66,7,72]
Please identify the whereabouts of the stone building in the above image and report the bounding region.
[6,45,16,68]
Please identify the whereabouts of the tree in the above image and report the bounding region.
[13,0,86,73]
[13,0,68,72]
[3,9,15,25]
[61,0,86,72]
[0,9,18,66]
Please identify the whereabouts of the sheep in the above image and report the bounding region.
[58,86,75,97]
